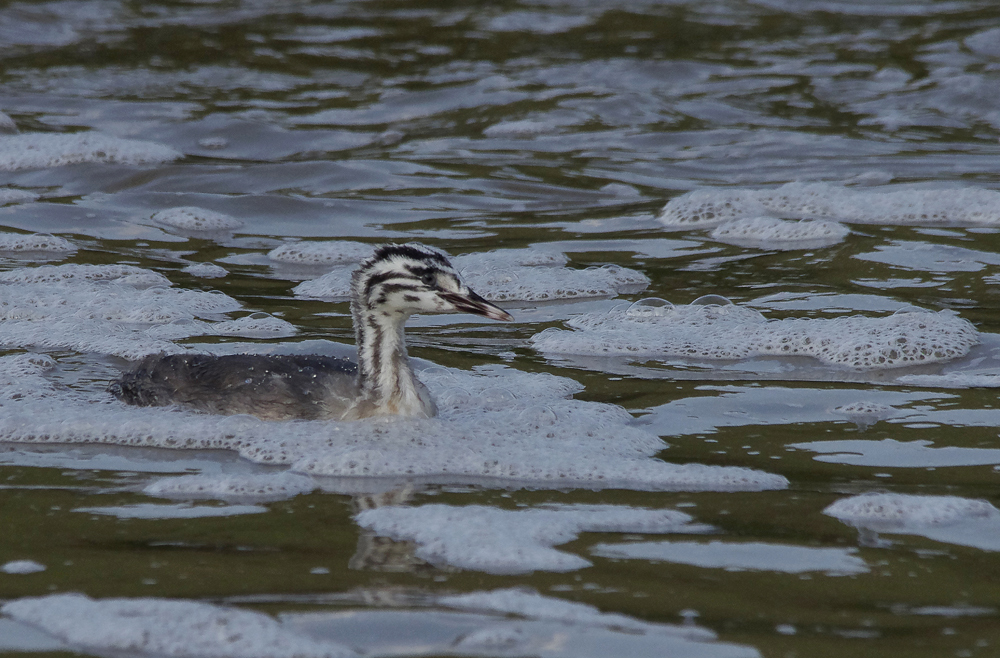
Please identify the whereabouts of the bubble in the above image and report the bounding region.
[625,298,674,318]
[518,405,557,428]
[691,294,733,307]
[480,387,517,410]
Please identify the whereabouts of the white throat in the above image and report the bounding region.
[343,303,436,420]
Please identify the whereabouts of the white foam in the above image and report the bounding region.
[0,132,180,171]
[355,504,710,574]
[144,472,316,502]
[531,301,978,370]
[267,240,374,266]
[453,249,569,271]
[0,356,787,493]
[824,493,1000,551]
[152,207,244,232]
[709,216,849,249]
[660,183,1000,228]
[484,119,561,138]
[0,264,291,359]
[832,401,896,429]
[181,262,227,278]
[294,263,647,302]
[1,560,45,575]
[0,233,74,254]
[464,264,649,303]
[289,266,355,298]
[0,188,38,206]
[591,540,868,575]
[1,594,356,658]
[0,263,169,287]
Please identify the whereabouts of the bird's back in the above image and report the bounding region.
[110,353,359,420]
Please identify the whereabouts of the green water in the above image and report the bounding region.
[3,1,1000,656]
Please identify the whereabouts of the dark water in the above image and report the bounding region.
[2,1,1000,657]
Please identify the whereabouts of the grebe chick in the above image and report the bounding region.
[110,244,513,421]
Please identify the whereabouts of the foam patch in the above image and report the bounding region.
[824,493,1000,551]
[1,560,45,574]
[531,300,978,370]
[0,188,38,206]
[152,207,244,232]
[660,183,1000,228]
[181,262,227,278]
[1,594,356,658]
[591,539,869,575]
[832,401,897,429]
[355,504,710,574]
[709,216,849,249]
[294,263,647,302]
[0,233,75,254]
[144,472,317,501]
[0,132,181,171]
[267,240,375,266]
[0,264,293,359]
[0,356,788,493]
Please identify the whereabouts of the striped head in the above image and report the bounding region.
[351,244,513,322]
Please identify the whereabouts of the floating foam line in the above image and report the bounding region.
[709,216,849,249]
[0,356,787,493]
[0,264,293,359]
[0,132,181,171]
[531,300,978,370]
[1,594,356,658]
[152,207,244,232]
[355,503,711,574]
[294,263,647,302]
[0,233,75,254]
[660,182,1000,228]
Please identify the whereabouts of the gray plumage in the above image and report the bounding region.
[109,244,513,421]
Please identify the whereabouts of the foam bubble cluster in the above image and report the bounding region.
[709,216,849,249]
[1,560,46,574]
[0,232,75,254]
[181,262,227,278]
[152,207,244,232]
[355,503,708,574]
[267,240,375,266]
[0,356,787,493]
[144,472,316,502]
[294,258,646,302]
[660,183,1000,228]
[824,493,1000,529]
[0,132,181,171]
[531,300,978,370]
[0,263,293,359]
[1,594,356,658]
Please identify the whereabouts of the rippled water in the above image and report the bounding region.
[3,1,1000,657]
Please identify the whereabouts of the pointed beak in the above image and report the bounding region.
[439,289,514,322]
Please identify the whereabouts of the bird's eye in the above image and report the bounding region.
[421,273,437,287]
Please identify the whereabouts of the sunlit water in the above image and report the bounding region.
[2,1,1000,657]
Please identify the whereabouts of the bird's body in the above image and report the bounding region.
[110,244,513,421]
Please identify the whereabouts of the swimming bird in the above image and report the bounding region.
[110,244,513,421]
